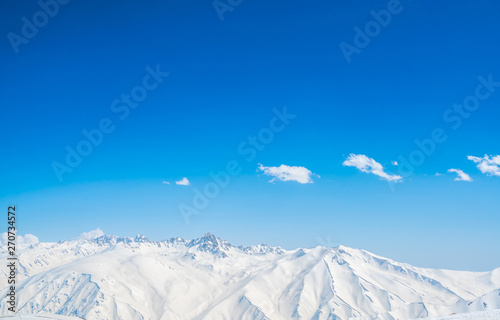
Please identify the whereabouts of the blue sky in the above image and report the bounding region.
[1,0,500,271]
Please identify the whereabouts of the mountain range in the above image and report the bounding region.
[1,233,499,319]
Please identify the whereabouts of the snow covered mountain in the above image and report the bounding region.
[1,233,499,320]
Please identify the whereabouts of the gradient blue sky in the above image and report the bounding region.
[1,0,500,271]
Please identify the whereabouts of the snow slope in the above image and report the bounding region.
[1,233,499,320]
[420,309,500,319]
[0,316,83,320]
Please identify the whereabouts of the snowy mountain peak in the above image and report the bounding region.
[187,232,232,257]
[134,234,149,243]
[238,243,285,255]
[200,232,218,243]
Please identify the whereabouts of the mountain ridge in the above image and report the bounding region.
[1,233,499,319]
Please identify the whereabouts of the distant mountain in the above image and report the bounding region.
[1,233,499,319]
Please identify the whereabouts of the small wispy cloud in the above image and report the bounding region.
[0,233,39,246]
[175,177,190,186]
[343,154,402,182]
[78,228,105,240]
[467,154,500,176]
[258,164,315,184]
[448,168,472,182]
[391,161,398,166]
[162,181,171,185]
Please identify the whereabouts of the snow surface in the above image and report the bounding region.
[1,233,499,320]
[0,315,83,319]
[419,309,500,319]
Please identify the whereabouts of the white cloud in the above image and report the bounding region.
[78,228,105,240]
[175,177,190,186]
[435,173,443,176]
[448,168,472,182]
[467,154,500,176]
[162,181,171,185]
[343,154,402,182]
[258,164,315,184]
[20,234,40,245]
[0,233,39,246]
[391,161,398,166]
